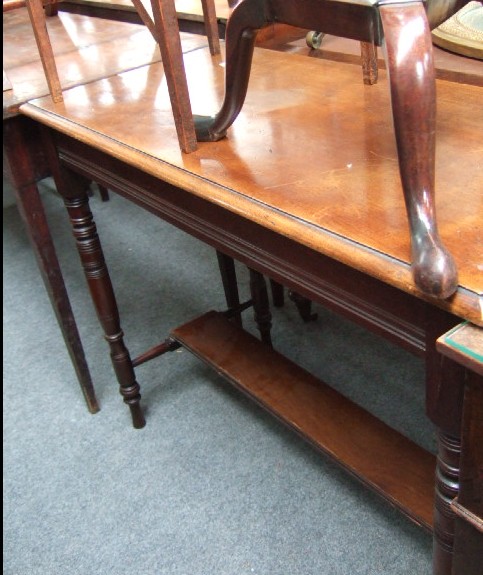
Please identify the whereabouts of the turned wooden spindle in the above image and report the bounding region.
[62,181,145,429]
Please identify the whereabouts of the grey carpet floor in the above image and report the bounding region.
[4,179,435,574]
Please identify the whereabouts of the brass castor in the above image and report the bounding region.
[306,30,324,49]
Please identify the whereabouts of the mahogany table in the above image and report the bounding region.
[21,46,482,574]
[3,7,207,411]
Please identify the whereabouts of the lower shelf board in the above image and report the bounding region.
[171,310,435,531]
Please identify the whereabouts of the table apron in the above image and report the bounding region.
[53,130,463,358]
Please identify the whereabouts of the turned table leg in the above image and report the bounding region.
[434,430,461,575]
[436,323,483,574]
[59,167,145,428]
[425,308,466,575]
[217,251,243,327]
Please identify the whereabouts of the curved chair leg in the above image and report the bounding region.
[196,0,458,299]
[194,0,268,141]
[380,3,458,299]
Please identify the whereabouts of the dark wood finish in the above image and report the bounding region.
[3,9,208,411]
[131,337,180,368]
[216,250,243,327]
[458,384,483,523]
[288,290,318,323]
[3,115,99,413]
[437,324,483,574]
[248,267,272,346]
[193,0,466,299]
[451,373,483,575]
[31,124,463,572]
[269,279,284,308]
[20,45,482,574]
[97,184,110,201]
[37,131,440,353]
[425,308,467,575]
[61,185,146,428]
[380,3,457,299]
[21,49,481,322]
[172,310,436,530]
[266,280,318,322]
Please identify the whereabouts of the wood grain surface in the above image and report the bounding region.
[21,46,482,321]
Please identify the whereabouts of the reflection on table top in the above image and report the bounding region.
[58,0,233,21]
[21,46,483,323]
[3,8,208,118]
[263,30,483,88]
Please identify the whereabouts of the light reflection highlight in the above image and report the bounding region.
[396,16,425,66]
[119,68,150,102]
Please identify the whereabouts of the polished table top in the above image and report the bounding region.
[58,0,233,20]
[21,45,483,323]
[3,8,208,118]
